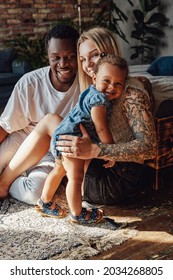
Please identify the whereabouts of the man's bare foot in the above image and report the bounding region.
[0,187,9,198]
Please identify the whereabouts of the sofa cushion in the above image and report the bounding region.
[147,56,173,76]
[0,48,17,73]
[0,72,22,85]
[12,59,32,74]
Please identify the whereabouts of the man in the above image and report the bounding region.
[0,24,80,204]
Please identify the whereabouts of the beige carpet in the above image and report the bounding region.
[0,189,137,260]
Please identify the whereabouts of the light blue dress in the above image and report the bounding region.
[51,85,112,158]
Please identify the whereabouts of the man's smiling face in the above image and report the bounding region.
[48,38,78,91]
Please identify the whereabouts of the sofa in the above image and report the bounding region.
[0,48,32,108]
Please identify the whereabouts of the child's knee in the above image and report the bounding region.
[67,169,84,183]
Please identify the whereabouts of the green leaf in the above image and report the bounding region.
[145,26,165,36]
[133,10,144,23]
[139,0,158,13]
[147,12,169,25]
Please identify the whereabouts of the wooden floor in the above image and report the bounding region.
[88,167,173,260]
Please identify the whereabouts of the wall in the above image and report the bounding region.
[114,0,173,65]
[0,0,172,64]
[0,0,98,49]
[161,0,173,56]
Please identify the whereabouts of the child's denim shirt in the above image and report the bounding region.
[51,85,112,158]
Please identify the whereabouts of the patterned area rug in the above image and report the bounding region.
[0,189,137,260]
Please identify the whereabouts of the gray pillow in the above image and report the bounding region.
[0,48,17,73]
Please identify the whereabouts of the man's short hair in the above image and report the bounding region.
[45,24,79,49]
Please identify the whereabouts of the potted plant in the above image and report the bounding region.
[83,0,133,43]
[5,34,48,70]
[130,0,169,64]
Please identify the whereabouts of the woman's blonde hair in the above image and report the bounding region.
[77,27,121,92]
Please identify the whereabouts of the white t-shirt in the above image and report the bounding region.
[0,66,80,135]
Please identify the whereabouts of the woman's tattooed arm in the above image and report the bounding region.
[98,87,157,162]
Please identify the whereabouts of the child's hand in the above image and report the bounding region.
[103,159,116,168]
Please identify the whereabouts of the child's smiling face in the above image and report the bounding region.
[92,62,127,101]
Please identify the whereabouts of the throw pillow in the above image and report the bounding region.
[0,48,17,73]
[147,56,173,76]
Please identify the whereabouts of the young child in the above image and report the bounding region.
[36,54,128,224]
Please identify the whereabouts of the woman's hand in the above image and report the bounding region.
[56,124,101,160]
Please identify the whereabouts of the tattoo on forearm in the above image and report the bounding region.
[98,86,157,162]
